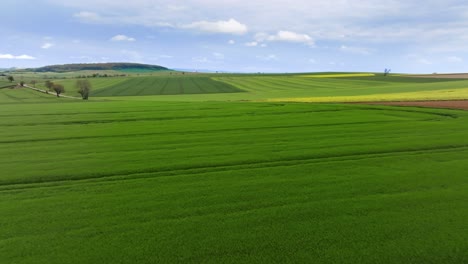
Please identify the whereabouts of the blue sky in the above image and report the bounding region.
[1,0,468,73]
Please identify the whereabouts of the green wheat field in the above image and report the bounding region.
[1,72,467,263]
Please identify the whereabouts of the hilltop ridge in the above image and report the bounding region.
[28,62,171,73]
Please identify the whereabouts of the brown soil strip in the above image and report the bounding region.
[353,100,468,110]
[408,73,468,79]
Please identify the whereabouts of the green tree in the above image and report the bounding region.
[52,83,65,97]
[7,76,14,82]
[45,80,54,91]
[76,79,91,100]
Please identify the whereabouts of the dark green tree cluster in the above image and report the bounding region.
[44,80,65,97]
[76,80,91,100]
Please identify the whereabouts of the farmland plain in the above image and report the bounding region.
[0,73,468,263]
[10,72,468,102]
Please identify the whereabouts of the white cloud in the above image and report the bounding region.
[255,31,314,46]
[110,35,136,42]
[74,10,173,27]
[340,45,372,55]
[245,41,258,47]
[447,56,463,63]
[228,40,235,45]
[41,43,55,49]
[74,11,102,23]
[58,1,468,44]
[0,54,36,60]
[181,18,248,35]
[256,54,278,61]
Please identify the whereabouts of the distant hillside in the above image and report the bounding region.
[30,63,171,73]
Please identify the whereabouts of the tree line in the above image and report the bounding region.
[43,80,91,99]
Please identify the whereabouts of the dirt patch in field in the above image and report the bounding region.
[408,73,468,79]
[354,100,468,110]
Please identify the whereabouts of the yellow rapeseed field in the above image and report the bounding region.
[267,87,468,102]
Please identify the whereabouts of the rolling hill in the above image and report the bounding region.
[29,62,171,73]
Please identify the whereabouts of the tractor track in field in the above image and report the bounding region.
[0,108,361,127]
[2,143,468,191]
[191,78,207,93]
[0,119,412,144]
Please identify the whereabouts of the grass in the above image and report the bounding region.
[0,79,14,88]
[0,87,65,103]
[1,96,468,263]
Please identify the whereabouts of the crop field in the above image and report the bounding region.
[213,75,468,102]
[90,76,243,96]
[1,84,468,263]
[14,73,468,102]
[0,87,65,103]
[37,76,243,97]
[0,79,14,88]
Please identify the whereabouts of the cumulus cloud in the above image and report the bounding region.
[228,40,235,45]
[59,1,468,45]
[245,41,258,47]
[74,11,103,23]
[0,54,36,60]
[181,18,248,35]
[255,31,314,46]
[41,43,55,49]
[110,35,136,42]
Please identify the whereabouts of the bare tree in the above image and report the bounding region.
[31,80,37,87]
[52,83,65,97]
[384,68,391,76]
[76,79,91,100]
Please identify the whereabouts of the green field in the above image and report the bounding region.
[90,76,243,96]
[10,72,468,102]
[1,73,468,263]
[0,79,14,89]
